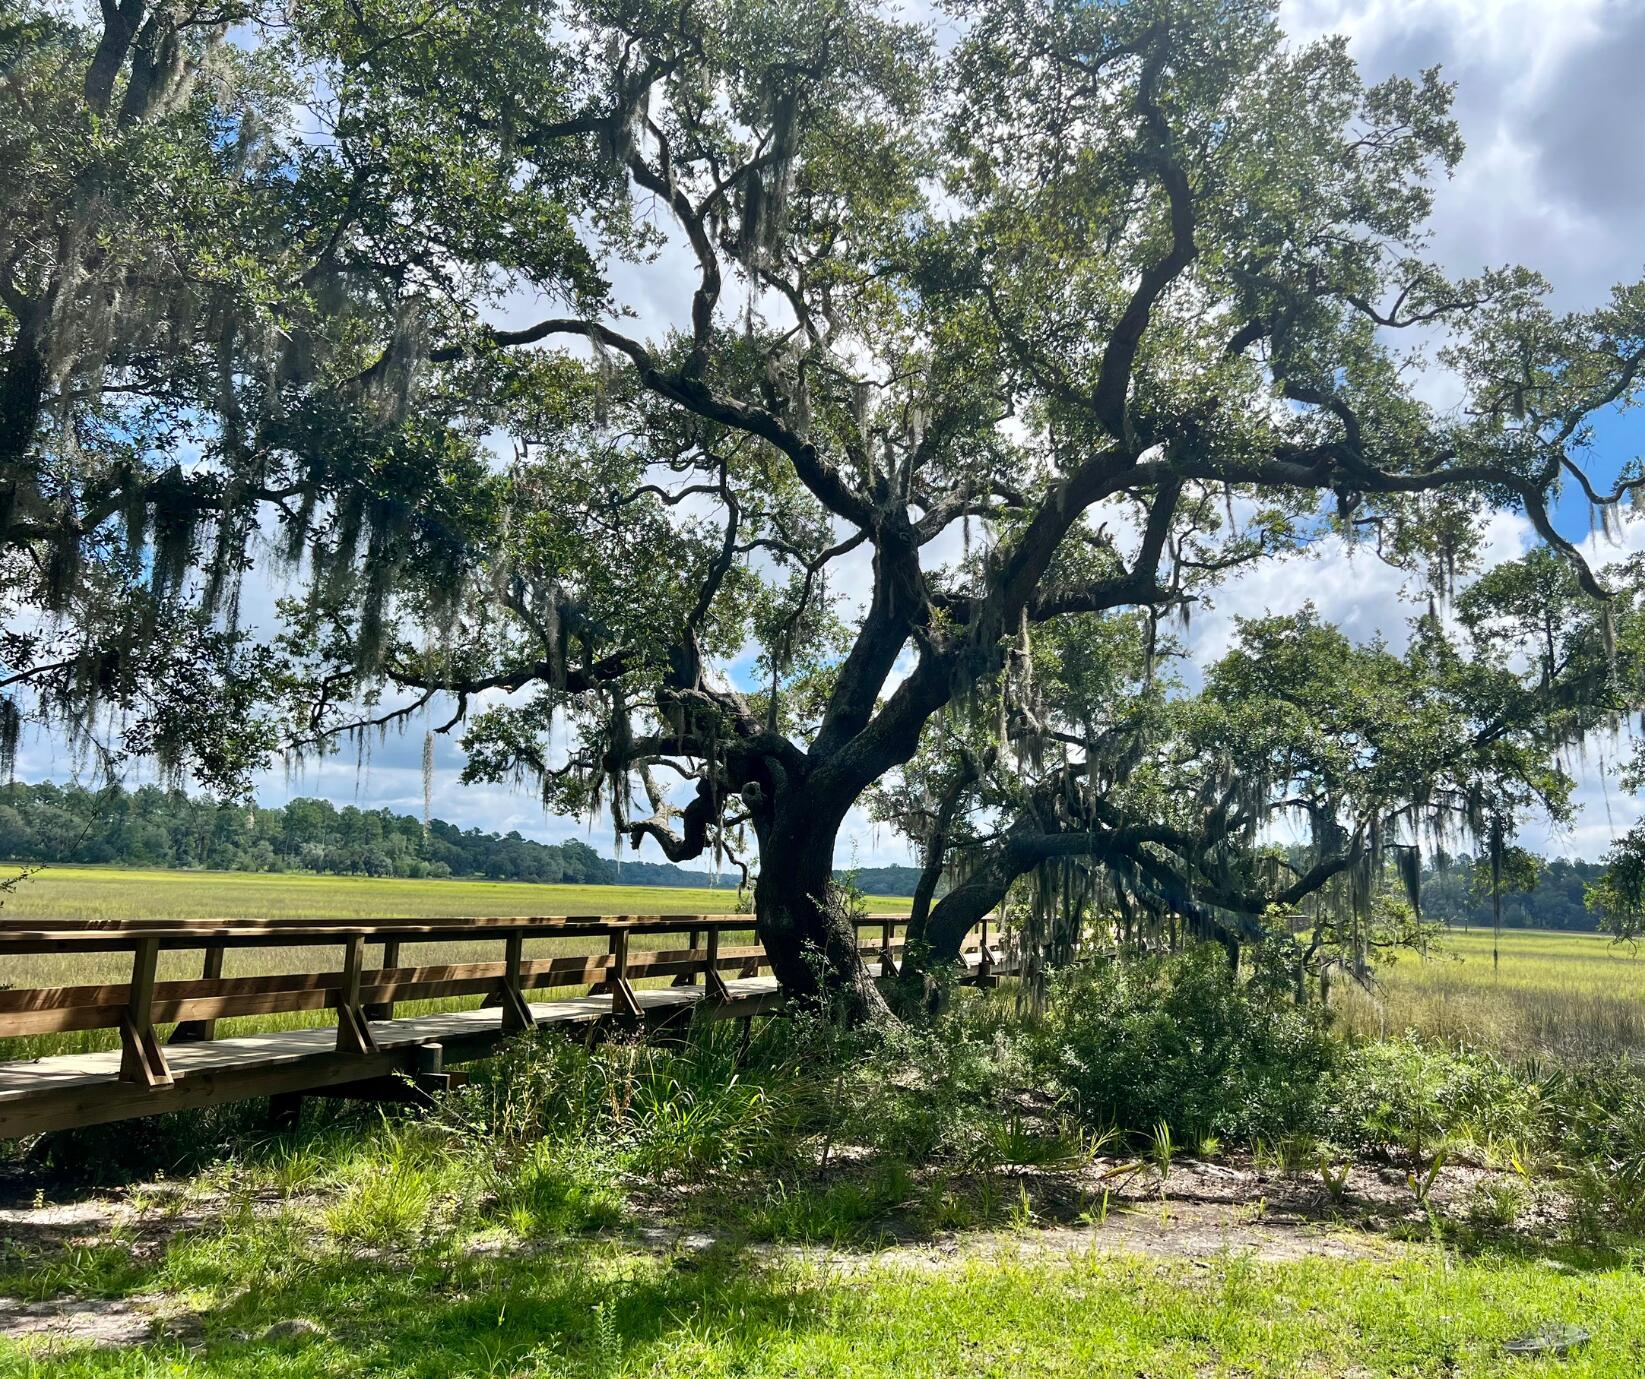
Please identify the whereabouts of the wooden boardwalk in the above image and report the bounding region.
[0,914,1006,1138]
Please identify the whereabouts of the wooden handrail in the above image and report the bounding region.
[0,912,911,954]
[0,915,961,1049]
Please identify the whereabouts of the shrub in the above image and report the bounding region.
[1321,1035,1542,1160]
[826,1004,1029,1164]
[1028,945,1338,1145]
[1539,1060,1645,1240]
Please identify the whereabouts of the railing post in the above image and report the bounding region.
[366,938,401,1021]
[609,927,642,1018]
[500,932,535,1033]
[977,917,997,989]
[119,938,173,1087]
[335,934,379,1055]
[672,927,701,986]
[702,925,731,1002]
[879,920,897,978]
[169,942,224,1044]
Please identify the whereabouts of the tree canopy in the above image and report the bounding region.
[8,0,1645,1017]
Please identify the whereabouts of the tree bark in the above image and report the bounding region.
[920,847,1023,978]
[753,791,891,1025]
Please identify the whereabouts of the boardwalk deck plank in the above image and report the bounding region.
[0,976,785,1102]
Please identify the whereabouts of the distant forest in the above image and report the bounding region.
[0,782,926,894]
[1420,855,1608,933]
[0,782,1611,923]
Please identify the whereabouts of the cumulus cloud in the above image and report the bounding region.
[1280,0,1645,305]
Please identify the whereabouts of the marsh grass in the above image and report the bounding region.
[1336,928,1645,1061]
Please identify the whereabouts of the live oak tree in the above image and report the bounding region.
[271,0,1645,1022]
[881,549,1645,998]
[0,0,631,784]
[14,0,1645,1022]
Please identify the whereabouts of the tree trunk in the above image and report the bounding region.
[0,324,45,474]
[910,851,1018,988]
[753,797,891,1025]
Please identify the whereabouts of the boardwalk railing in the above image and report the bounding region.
[0,913,1005,1137]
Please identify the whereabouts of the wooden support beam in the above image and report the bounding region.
[335,935,379,1056]
[879,921,897,978]
[608,929,642,1018]
[118,938,172,1087]
[168,943,224,1044]
[499,933,535,1033]
[977,918,997,989]
[702,927,732,1003]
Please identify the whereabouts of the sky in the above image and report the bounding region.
[18,0,1645,869]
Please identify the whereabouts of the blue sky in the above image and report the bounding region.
[19,0,1645,868]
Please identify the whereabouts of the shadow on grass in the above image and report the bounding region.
[14,1236,842,1379]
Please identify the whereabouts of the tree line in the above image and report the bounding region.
[0,780,929,893]
[1423,855,1610,934]
[0,777,1614,930]
[0,781,725,887]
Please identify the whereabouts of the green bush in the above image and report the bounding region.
[1321,1035,1542,1159]
[1028,945,1337,1145]
[1539,1060,1645,1239]
[825,1004,1028,1164]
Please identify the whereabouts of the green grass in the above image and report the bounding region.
[0,864,816,924]
[3,1225,1642,1377]
[1337,927,1645,1060]
[3,965,1643,1376]
[0,866,910,1062]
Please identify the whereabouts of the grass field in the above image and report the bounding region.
[6,1231,1643,1377]
[1337,927,1645,1061]
[0,867,911,1062]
